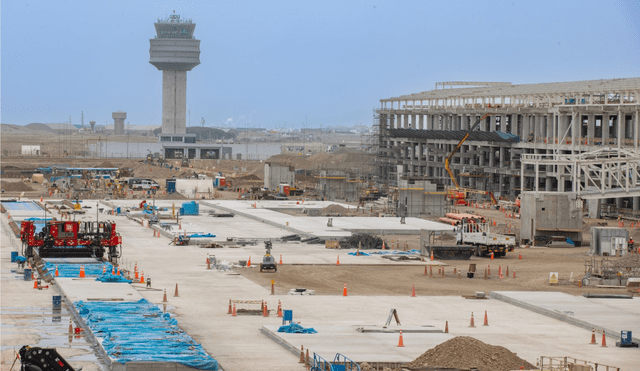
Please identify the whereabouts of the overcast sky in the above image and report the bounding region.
[2,0,639,129]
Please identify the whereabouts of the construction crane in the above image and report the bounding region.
[444,113,497,204]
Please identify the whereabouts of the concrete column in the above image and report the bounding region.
[499,147,505,168]
[389,114,395,129]
[523,115,530,140]
[634,197,639,211]
[602,113,610,143]
[619,111,626,146]
[545,177,553,191]
[547,114,554,142]
[479,149,486,166]
[418,114,424,130]
[490,116,497,132]
[462,115,469,130]
[489,146,495,167]
[616,198,623,209]
[587,113,595,144]
[511,114,518,135]
[635,110,639,148]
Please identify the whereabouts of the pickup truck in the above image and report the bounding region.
[456,220,515,257]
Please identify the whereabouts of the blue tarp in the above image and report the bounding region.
[1,201,43,212]
[348,251,371,256]
[95,273,132,283]
[277,323,317,334]
[15,256,27,263]
[75,299,218,370]
[189,233,216,238]
[371,249,420,256]
[44,262,115,277]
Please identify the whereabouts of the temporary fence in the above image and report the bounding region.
[76,298,218,370]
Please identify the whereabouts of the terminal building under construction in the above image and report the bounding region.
[376,78,640,211]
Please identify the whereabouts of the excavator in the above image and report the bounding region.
[444,113,497,205]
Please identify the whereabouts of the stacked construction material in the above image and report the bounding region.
[76,298,218,370]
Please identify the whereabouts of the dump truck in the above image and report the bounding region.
[456,219,515,257]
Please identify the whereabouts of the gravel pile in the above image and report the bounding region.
[1,181,34,192]
[400,336,535,371]
[611,253,640,269]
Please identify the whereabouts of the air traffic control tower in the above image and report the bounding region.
[149,13,200,135]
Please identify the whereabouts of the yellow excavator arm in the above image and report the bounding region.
[445,113,491,189]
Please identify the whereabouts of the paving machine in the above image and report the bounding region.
[20,220,122,263]
[18,345,77,371]
[260,241,277,272]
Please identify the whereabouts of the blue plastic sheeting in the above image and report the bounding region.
[44,262,115,277]
[566,238,576,246]
[95,273,132,283]
[348,251,371,256]
[277,323,317,334]
[189,233,216,238]
[15,256,27,263]
[494,131,521,142]
[75,299,218,370]
[1,201,43,212]
[371,249,420,256]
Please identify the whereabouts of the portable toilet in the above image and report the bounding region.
[215,175,226,188]
[166,179,176,193]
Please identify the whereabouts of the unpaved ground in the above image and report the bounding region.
[236,246,632,297]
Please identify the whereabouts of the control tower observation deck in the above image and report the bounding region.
[149,13,201,134]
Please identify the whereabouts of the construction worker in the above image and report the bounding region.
[629,237,634,253]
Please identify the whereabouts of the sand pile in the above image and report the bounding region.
[611,253,640,269]
[1,181,34,192]
[321,204,351,215]
[400,336,535,371]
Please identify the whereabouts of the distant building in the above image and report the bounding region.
[21,145,41,155]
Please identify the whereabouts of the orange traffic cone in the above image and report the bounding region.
[506,266,509,277]
[68,319,73,334]
[277,300,283,317]
[423,265,428,276]
[263,302,269,317]
[79,265,85,278]
[55,266,59,277]
[590,329,597,344]
[337,255,340,266]
[513,269,516,278]
[490,252,494,260]
[444,321,449,333]
[498,266,503,279]
[134,262,139,279]
[279,255,283,265]
[102,265,106,274]
[162,289,168,303]
[411,283,416,297]
[483,311,489,326]
[519,254,522,260]
[228,300,232,314]
[111,266,115,275]
[117,267,120,276]
[343,283,348,296]
[174,284,179,297]
[397,330,405,347]
[140,271,145,284]
[232,303,237,317]
[382,241,386,250]
[33,279,39,289]
[430,250,434,261]
[299,346,305,363]
[469,312,476,328]
[601,332,607,347]
[206,257,211,270]
[247,256,251,267]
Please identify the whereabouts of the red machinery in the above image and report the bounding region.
[21,220,122,262]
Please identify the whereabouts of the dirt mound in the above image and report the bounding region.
[237,173,262,181]
[1,181,34,192]
[611,253,640,269]
[321,204,351,215]
[402,336,535,371]
[98,161,116,168]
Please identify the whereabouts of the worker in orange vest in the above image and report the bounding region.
[629,237,635,253]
